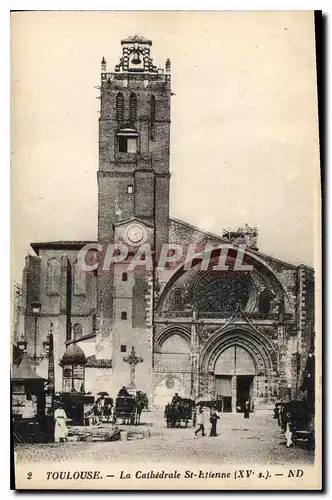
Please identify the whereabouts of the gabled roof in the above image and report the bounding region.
[170,217,227,243]
[169,217,306,270]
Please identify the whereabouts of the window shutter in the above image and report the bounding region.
[129,93,137,121]
[116,92,124,121]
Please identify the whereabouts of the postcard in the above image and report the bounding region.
[11,10,322,490]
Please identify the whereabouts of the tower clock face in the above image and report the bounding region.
[123,223,147,246]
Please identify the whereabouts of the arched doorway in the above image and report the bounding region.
[200,327,277,411]
[214,345,256,412]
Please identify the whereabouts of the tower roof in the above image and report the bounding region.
[121,34,152,46]
[60,343,86,365]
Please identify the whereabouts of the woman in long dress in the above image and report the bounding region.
[209,408,220,436]
[54,404,68,443]
[244,399,251,419]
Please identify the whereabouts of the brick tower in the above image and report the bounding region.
[96,35,171,397]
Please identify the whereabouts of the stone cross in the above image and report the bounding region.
[124,346,143,389]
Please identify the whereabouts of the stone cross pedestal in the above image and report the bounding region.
[124,346,143,389]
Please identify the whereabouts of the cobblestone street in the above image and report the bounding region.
[15,411,315,466]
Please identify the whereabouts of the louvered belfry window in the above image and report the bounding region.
[129,93,137,121]
[116,92,124,121]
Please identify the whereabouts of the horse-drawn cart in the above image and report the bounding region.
[112,392,147,426]
[164,398,196,428]
[277,400,315,450]
[113,397,136,425]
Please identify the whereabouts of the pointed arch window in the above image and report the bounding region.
[129,93,137,121]
[258,290,274,315]
[116,92,124,121]
[150,95,156,122]
[172,289,185,311]
[73,262,86,296]
[46,258,60,296]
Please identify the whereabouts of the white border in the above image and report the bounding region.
[3,3,330,499]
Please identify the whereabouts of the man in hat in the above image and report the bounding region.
[171,393,181,405]
[118,386,130,398]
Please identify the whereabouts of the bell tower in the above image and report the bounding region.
[96,36,171,398]
[98,35,171,251]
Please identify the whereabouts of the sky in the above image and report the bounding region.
[11,11,320,284]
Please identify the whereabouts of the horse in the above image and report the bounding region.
[164,402,182,428]
[135,391,148,425]
[103,404,113,423]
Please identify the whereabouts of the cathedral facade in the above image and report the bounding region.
[14,36,315,411]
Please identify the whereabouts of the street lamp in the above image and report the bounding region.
[31,300,41,364]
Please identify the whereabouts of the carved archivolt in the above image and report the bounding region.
[200,325,277,376]
[154,325,191,351]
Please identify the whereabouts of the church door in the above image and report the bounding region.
[214,345,256,412]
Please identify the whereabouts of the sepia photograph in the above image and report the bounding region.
[10,10,321,490]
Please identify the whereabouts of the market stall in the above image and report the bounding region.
[11,352,49,443]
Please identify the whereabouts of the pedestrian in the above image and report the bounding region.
[171,393,181,405]
[209,407,220,437]
[244,399,251,419]
[194,407,206,437]
[54,403,68,443]
[285,413,293,448]
[118,386,130,398]
[93,401,102,425]
[202,405,211,434]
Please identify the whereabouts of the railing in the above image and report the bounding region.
[156,310,193,319]
[155,310,293,322]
